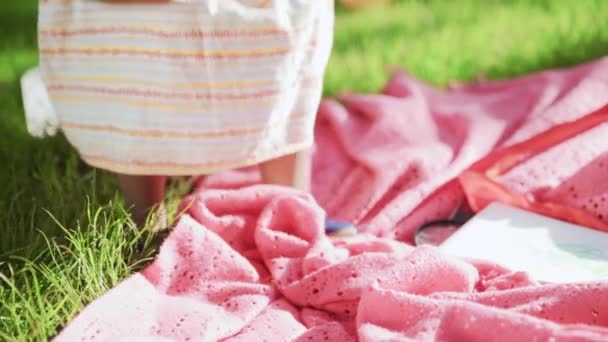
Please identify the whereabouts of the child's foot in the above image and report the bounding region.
[325,218,357,236]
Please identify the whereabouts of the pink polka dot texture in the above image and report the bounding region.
[56,58,608,341]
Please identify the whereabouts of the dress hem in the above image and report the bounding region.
[80,141,314,176]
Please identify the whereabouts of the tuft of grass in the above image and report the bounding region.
[1,0,608,340]
[0,200,158,340]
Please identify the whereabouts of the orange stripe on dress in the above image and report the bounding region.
[39,46,293,59]
[63,123,265,139]
[47,84,280,100]
[45,75,316,90]
[62,113,307,139]
[50,94,276,111]
[47,76,317,101]
[39,46,318,66]
[39,25,296,38]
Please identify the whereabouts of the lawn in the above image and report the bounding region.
[1,0,608,340]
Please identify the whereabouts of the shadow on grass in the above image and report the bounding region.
[0,78,117,259]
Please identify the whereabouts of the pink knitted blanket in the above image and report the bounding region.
[56,58,608,341]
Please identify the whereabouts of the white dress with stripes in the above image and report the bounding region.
[38,0,334,175]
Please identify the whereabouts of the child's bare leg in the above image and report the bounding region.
[116,174,166,227]
[260,149,311,191]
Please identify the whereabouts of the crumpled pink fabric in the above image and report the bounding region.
[201,57,608,243]
[55,58,608,341]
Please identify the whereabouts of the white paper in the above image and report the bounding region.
[439,202,608,283]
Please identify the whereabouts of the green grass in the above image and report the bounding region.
[1,0,608,340]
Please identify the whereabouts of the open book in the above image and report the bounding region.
[439,202,608,283]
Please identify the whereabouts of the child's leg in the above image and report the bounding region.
[116,174,166,228]
[260,149,311,191]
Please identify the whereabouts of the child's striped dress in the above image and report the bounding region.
[38,0,334,175]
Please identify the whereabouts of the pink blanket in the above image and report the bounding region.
[56,58,608,341]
